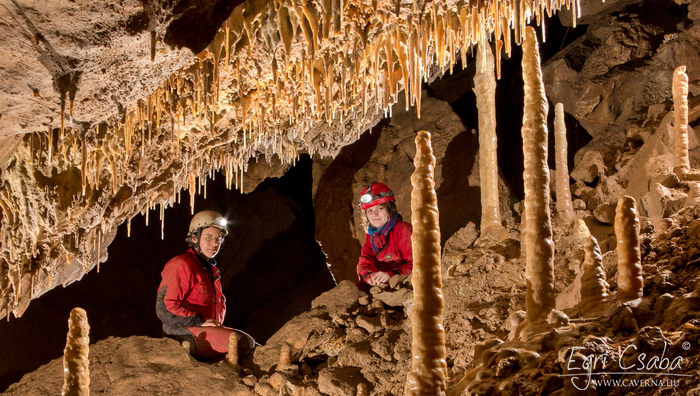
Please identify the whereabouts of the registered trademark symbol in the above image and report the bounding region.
[682,341,691,350]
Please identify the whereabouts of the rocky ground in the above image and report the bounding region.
[4,196,700,395]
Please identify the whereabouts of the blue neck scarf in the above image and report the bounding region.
[367,211,400,254]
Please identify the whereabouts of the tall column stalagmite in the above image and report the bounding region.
[474,44,503,236]
[554,103,574,221]
[405,131,447,396]
[520,26,555,330]
[62,307,90,396]
[615,195,643,302]
[672,66,690,178]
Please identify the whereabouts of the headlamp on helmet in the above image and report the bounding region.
[189,210,229,237]
[358,182,395,210]
[360,194,374,204]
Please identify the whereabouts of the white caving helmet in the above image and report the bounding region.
[188,210,229,237]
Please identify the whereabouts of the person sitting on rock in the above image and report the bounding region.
[356,182,413,291]
[156,209,256,362]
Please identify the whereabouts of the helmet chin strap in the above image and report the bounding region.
[194,243,207,259]
[189,230,208,260]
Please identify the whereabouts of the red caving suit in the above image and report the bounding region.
[356,220,413,290]
[156,248,251,360]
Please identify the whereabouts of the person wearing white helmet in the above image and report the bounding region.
[156,210,256,361]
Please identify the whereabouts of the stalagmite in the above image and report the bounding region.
[356,382,369,396]
[672,66,690,178]
[615,196,643,302]
[577,220,610,316]
[277,341,296,372]
[474,44,503,236]
[405,131,447,395]
[554,103,574,221]
[61,307,90,396]
[226,332,239,369]
[520,26,555,332]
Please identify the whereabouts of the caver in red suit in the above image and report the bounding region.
[356,217,413,287]
[356,183,413,291]
[155,210,255,361]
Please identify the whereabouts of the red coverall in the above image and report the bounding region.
[156,248,252,360]
[356,220,413,289]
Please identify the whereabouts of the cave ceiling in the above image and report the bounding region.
[0,0,632,319]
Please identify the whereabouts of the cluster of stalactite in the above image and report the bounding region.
[0,0,587,319]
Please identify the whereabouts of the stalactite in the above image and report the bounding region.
[672,66,690,178]
[615,195,643,302]
[62,307,90,396]
[48,126,53,165]
[474,44,503,236]
[405,131,447,395]
[160,202,165,240]
[554,103,574,221]
[520,26,554,332]
[81,136,87,196]
[96,228,102,273]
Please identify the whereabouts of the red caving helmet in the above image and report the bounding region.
[359,182,395,210]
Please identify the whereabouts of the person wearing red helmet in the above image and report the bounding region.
[156,210,256,362]
[356,183,413,291]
